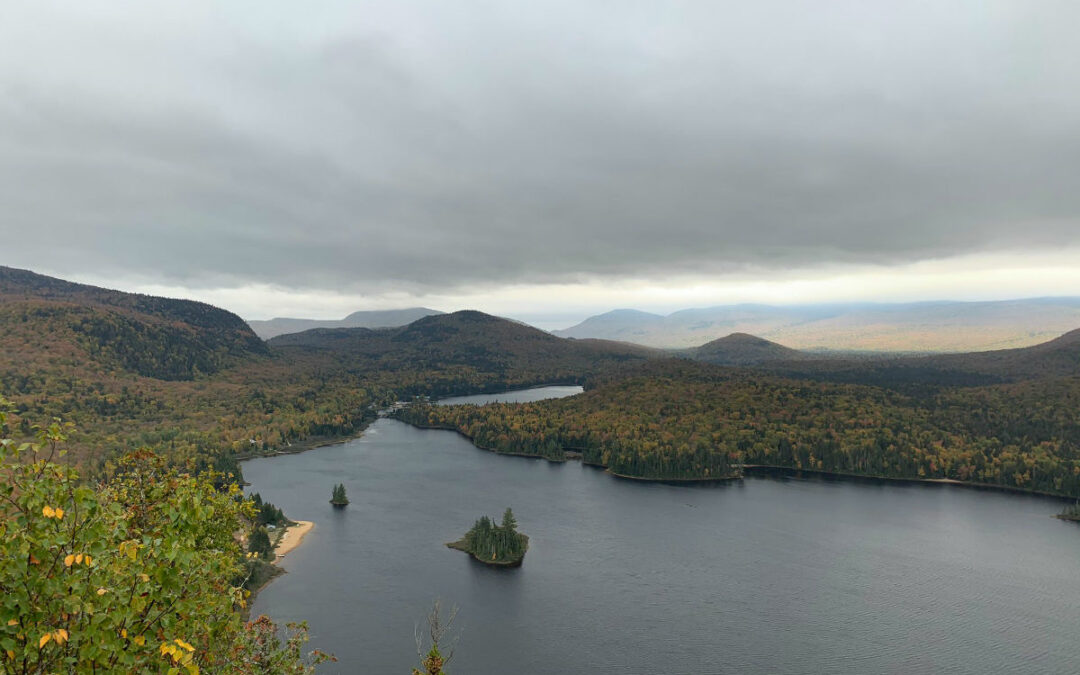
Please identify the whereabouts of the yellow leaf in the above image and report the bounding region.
[84,555,92,566]
[121,629,128,638]
[64,554,75,568]
[42,506,54,518]
[74,554,84,565]
[39,633,51,648]
[97,588,107,596]
[54,508,64,520]
[5,650,13,660]
[175,639,194,652]
[6,619,16,626]
[56,629,68,644]
[138,573,149,582]
[134,635,145,646]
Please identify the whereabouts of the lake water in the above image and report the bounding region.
[245,386,1080,674]
[436,384,583,406]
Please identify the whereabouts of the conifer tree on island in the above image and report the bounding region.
[330,483,349,506]
[447,507,528,566]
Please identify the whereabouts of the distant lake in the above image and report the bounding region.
[436,385,583,406]
[245,386,1080,674]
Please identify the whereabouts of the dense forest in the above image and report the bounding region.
[0,267,650,480]
[400,358,1080,496]
[5,265,1080,498]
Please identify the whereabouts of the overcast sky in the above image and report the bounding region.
[2,1,1079,327]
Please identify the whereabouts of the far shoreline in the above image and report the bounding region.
[394,418,1077,504]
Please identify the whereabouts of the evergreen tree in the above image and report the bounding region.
[500,507,517,532]
[456,508,527,563]
[249,526,274,559]
[330,483,349,505]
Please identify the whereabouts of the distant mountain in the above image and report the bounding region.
[764,325,1080,390]
[911,325,1080,382]
[0,266,267,380]
[689,333,807,366]
[555,299,1080,352]
[269,310,655,394]
[248,307,444,340]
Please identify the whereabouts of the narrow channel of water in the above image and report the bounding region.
[245,386,1080,674]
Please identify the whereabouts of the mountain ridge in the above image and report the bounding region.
[0,265,267,380]
[247,307,444,340]
[555,298,1080,352]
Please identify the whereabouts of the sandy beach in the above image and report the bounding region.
[274,520,313,560]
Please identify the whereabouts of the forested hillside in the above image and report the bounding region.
[766,327,1080,390]
[400,346,1080,496]
[0,271,652,475]
[0,266,267,380]
[4,265,1079,499]
[689,332,808,366]
[269,310,655,397]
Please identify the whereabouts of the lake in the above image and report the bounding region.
[245,386,1080,674]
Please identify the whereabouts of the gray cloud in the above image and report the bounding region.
[2,0,1079,293]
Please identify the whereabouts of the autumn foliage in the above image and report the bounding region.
[0,400,330,673]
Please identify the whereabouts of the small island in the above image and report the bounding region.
[330,483,349,507]
[447,507,528,567]
[1057,501,1080,522]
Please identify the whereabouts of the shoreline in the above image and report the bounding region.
[738,464,1076,501]
[395,418,1076,503]
[244,520,315,605]
[236,430,370,463]
[275,520,314,560]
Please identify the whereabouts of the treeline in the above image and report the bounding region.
[400,360,1080,496]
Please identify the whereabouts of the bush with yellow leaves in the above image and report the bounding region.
[0,397,331,673]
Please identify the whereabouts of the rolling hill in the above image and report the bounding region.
[269,310,656,395]
[247,307,444,340]
[762,326,1080,390]
[555,299,1080,352]
[689,332,808,366]
[0,265,267,380]
[0,269,660,470]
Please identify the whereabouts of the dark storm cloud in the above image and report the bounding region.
[2,0,1079,292]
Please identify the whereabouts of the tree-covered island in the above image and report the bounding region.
[1058,501,1080,522]
[330,483,349,507]
[447,508,529,566]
